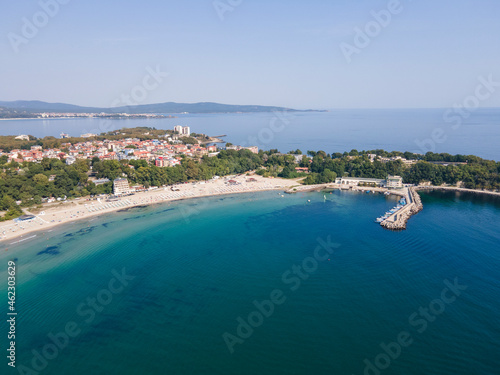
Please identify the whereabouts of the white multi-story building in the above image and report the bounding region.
[335,177,385,187]
[113,178,131,195]
[174,126,190,136]
[386,175,403,189]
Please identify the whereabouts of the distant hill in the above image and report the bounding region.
[0,100,323,114]
[0,105,40,119]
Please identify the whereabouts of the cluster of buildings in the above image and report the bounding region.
[2,126,262,170]
[225,145,259,154]
[367,154,467,167]
[367,154,418,166]
[335,175,404,189]
[2,129,219,167]
[59,133,98,138]
[36,112,166,119]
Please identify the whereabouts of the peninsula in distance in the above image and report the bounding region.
[0,100,324,119]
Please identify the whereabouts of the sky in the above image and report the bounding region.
[1,0,500,109]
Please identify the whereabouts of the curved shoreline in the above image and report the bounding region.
[2,181,499,245]
[0,176,299,245]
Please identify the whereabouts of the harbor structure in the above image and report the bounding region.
[335,175,403,189]
[379,187,423,230]
[334,177,385,187]
[113,178,131,195]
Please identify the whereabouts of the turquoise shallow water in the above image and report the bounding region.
[1,190,499,375]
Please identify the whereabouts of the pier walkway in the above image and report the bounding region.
[379,187,423,230]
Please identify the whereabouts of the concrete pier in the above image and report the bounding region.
[380,187,423,230]
[284,183,423,230]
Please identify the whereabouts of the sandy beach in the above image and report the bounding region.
[2,178,499,245]
[0,175,299,244]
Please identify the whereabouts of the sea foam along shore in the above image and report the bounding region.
[0,175,299,245]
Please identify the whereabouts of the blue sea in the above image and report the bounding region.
[1,109,499,160]
[1,190,499,374]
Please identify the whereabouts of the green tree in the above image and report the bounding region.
[33,173,49,186]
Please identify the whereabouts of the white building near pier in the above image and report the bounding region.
[335,177,385,187]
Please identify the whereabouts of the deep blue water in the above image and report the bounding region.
[1,190,499,374]
[1,109,499,160]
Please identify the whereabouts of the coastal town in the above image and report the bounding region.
[0,109,173,119]
[2,126,257,169]
[0,124,498,241]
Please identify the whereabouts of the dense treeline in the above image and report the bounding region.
[0,150,263,220]
[1,148,499,221]
[0,157,112,221]
[325,149,482,163]
[297,150,500,189]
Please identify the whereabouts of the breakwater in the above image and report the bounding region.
[380,187,423,230]
[284,183,423,230]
